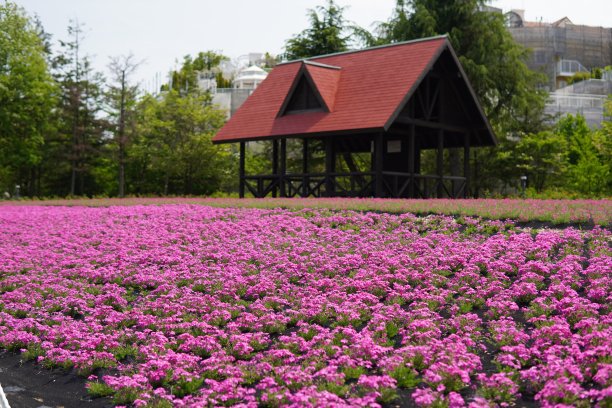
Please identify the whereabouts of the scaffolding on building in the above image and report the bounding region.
[508,19,612,91]
[506,11,612,127]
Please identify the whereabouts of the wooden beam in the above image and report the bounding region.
[239,142,245,198]
[416,87,426,119]
[375,133,384,197]
[425,76,430,116]
[464,132,471,198]
[437,72,445,199]
[437,129,444,198]
[408,124,415,198]
[394,116,469,134]
[302,139,308,174]
[426,79,441,120]
[302,138,309,197]
[325,138,335,196]
[272,139,279,198]
[444,74,473,122]
[280,138,287,198]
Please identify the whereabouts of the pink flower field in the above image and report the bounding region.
[0,204,610,407]
[7,197,611,225]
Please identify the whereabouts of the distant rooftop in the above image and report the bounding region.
[503,8,609,29]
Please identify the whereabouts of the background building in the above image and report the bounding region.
[204,54,270,118]
[503,9,612,126]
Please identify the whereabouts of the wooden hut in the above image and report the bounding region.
[213,35,496,198]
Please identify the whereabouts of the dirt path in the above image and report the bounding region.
[0,351,111,408]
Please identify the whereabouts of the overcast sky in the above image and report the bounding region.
[13,0,612,90]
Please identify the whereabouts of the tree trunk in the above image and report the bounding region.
[450,149,460,197]
[118,71,126,198]
[163,173,169,196]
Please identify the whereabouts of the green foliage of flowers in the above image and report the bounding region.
[112,387,140,405]
[86,381,115,398]
[390,366,420,388]
[342,366,366,381]
[171,377,205,398]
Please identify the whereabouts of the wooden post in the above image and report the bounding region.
[272,139,279,198]
[302,138,309,197]
[437,129,444,198]
[280,138,287,197]
[408,124,415,198]
[325,138,335,196]
[375,133,384,197]
[239,142,245,198]
[464,132,471,198]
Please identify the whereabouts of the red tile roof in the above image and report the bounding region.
[213,36,448,143]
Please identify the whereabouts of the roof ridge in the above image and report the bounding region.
[278,34,448,66]
[303,61,342,70]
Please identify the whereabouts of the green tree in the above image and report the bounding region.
[167,51,228,95]
[0,2,56,196]
[283,0,356,60]
[47,21,108,196]
[515,131,567,192]
[557,114,609,196]
[261,52,279,69]
[598,97,612,192]
[129,90,231,195]
[106,54,141,197]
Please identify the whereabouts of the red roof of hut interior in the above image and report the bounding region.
[213,35,490,144]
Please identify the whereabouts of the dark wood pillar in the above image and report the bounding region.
[302,138,309,197]
[450,149,461,198]
[280,138,287,197]
[272,139,279,197]
[437,129,444,198]
[464,132,471,198]
[408,124,415,198]
[375,133,384,197]
[325,138,335,196]
[239,142,245,198]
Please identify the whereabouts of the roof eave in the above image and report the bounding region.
[212,126,385,144]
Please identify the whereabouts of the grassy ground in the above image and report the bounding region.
[2,197,610,225]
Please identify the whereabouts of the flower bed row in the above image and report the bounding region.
[5,197,611,225]
[0,205,610,407]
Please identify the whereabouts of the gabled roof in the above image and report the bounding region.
[277,62,338,115]
[213,35,493,144]
[303,62,341,112]
[552,17,573,27]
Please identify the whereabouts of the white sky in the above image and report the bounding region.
[13,0,612,90]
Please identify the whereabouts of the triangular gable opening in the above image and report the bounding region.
[278,65,327,116]
[286,76,322,112]
[385,45,496,147]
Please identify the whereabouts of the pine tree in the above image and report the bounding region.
[49,20,107,196]
[283,0,355,60]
